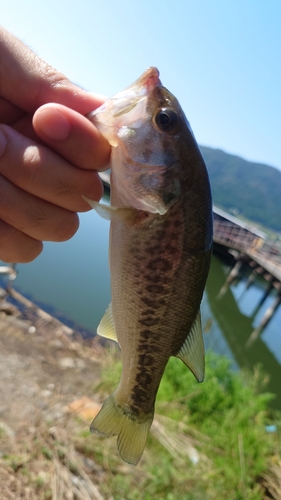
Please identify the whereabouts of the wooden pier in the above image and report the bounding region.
[213,207,281,340]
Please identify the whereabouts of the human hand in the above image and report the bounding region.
[0,27,110,263]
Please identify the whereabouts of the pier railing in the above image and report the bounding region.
[213,217,281,281]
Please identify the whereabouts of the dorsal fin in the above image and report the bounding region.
[97,304,118,343]
[176,310,205,382]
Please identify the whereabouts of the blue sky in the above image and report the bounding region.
[2,0,281,170]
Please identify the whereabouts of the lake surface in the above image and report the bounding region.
[1,196,281,408]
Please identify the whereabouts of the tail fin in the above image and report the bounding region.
[90,393,153,465]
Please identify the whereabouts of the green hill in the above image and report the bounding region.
[200,146,281,233]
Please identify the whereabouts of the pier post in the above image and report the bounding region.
[245,271,257,291]
[251,278,275,318]
[217,257,244,299]
[246,293,281,347]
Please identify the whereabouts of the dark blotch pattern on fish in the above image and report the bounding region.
[131,342,159,412]
[146,257,173,273]
[129,219,181,415]
[145,284,166,294]
[138,316,159,327]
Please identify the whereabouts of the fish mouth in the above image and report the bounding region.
[141,67,161,91]
[111,68,162,120]
[87,68,166,142]
[123,67,161,93]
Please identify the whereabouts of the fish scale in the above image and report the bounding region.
[86,67,213,465]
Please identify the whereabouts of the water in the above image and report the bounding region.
[204,256,281,408]
[2,201,281,408]
[9,206,111,334]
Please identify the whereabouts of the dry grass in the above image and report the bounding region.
[1,405,279,500]
[0,415,106,500]
[261,461,281,500]
[0,391,213,500]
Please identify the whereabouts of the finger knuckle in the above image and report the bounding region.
[0,220,43,263]
[55,213,79,242]
[35,63,70,106]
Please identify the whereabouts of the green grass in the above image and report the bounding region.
[90,348,280,499]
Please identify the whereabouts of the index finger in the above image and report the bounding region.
[0,26,103,116]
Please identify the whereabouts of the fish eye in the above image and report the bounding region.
[154,108,178,132]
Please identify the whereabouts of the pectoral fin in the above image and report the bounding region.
[83,196,141,224]
[97,303,118,343]
[176,311,205,382]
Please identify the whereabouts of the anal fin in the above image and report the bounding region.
[97,303,118,343]
[176,311,205,382]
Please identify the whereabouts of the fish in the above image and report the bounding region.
[86,67,213,465]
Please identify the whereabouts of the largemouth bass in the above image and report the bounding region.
[86,67,213,465]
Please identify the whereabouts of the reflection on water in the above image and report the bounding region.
[1,200,281,408]
[204,256,281,409]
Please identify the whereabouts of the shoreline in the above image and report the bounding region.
[0,278,96,341]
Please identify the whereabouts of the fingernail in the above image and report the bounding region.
[36,107,71,141]
[0,131,7,157]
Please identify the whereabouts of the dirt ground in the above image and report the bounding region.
[0,313,101,431]
[0,292,111,500]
